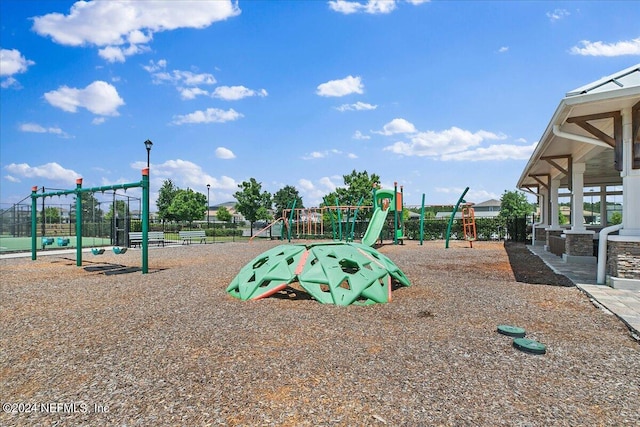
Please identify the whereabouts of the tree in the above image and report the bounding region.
[323,170,381,213]
[167,188,207,225]
[610,211,622,225]
[499,190,532,218]
[43,207,61,224]
[216,206,232,222]
[104,200,130,220]
[273,185,304,218]
[71,192,103,224]
[233,178,272,234]
[156,179,179,223]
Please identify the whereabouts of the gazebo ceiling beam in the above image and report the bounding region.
[565,110,622,171]
[529,173,550,190]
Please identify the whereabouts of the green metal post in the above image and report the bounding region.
[335,197,342,241]
[349,196,364,242]
[445,187,469,249]
[287,199,296,242]
[420,193,425,245]
[393,182,398,245]
[31,186,38,260]
[142,168,149,274]
[75,178,83,266]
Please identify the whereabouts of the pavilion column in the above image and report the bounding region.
[545,178,562,251]
[599,185,607,226]
[571,162,586,231]
[607,107,640,286]
[620,106,640,236]
[549,178,560,229]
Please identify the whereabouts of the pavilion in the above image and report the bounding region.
[517,64,640,288]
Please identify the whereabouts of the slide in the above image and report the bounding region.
[361,208,390,247]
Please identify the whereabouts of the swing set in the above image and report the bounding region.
[30,168,152,273]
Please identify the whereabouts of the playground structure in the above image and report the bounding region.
[29,168,151,273]
[250,182,407,247]
[229,183,412,305]
[226,241,410,305]
[445,187,477,248]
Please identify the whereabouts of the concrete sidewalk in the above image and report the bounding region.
[527,244,640,341]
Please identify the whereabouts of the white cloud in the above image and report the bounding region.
[32,1,240,62]
[298,176,340,206]
[570,38,640,57]
[144,159,238,204]
[215,147,236,159]
[335,101,377,112]
[440,142,537,161]
[376,118,417,135]
[172,108,243,125]
[302,149,352,160]
[19,122,70,137]
[1,76,18,89]
[212,85,268,101]
[316,75,364,97]
[546,8,570,22]
[383,126,507,158]
[353,130,371,140]
[498,46,509,53]
[0,48,35,76]
[179,87,210,100]
[44,80,125,116]
[1,48,35,88]
[4,162,80,185]
[4,175,20,183]
[329,0,398,15]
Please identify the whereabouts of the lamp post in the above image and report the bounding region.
[206,184,211,228]
[144,139,153,168]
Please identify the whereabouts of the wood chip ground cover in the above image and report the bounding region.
[1,241,638,426]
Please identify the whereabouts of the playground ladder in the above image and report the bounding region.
[461,205,477,248]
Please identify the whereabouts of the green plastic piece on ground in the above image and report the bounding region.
[497,325,526,338]
[227,242,411,305]
[112,247,127,254]
[91,248,105,255]
[513,338,547,355]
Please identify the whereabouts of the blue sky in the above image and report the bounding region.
[1,0,639,210]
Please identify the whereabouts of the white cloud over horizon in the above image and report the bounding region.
[4,162,80,185]
[19,122,70,138]
[44,80,125,116]
[32,1,241,62]
[1,48,35,88]
[335,101,377,112]
[171,108,243,125]
[329,0,428,15]
[570,37,640,56]
[316,75,364,97]
[215,147,236,159]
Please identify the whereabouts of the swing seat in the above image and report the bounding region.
[91,248,105,255]
[112,247,127,255]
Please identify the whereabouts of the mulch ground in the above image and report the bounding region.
[1,240,638,426]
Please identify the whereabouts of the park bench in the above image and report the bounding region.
[179,230,207,245]
[128,231,165,248]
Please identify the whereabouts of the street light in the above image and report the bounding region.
[144,139,153,168]
[206,184,211,228]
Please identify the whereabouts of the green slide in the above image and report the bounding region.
[361,207,389,247]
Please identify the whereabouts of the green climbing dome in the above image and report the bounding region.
[226,242,410,305]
